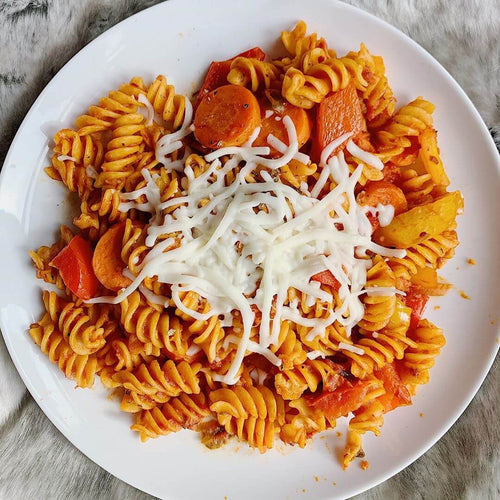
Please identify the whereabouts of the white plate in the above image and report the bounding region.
[0,0,498,498]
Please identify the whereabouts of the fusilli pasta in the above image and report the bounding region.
[28,21,462,471]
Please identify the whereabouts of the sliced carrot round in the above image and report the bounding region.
[92,222,131,291]
[359,181,408,215]
[254,97,311,157]
[357,181,407,232]
[194,84,261,149]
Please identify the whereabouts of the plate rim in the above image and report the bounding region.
[0,0,499,498]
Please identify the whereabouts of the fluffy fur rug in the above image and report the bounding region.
[0,0,498,498]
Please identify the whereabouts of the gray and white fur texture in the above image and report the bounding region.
[0,1,498,499]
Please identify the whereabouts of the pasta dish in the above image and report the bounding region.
[29,21,463,469]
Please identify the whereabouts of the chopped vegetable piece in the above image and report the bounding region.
[311,270,341,290]
[254,94,312,156]
[357,181,408,231]
[195,47,265,107]
[419,128,450,186]
[374,363,411,413]
[412,267,438,289]
[194,84,261,149]
[92,222,131,291]
[404,285,429,330]
[311,83,364,162]
[306,379,372,419]
[373,191,463,248]
[358,181,408,215]
[50,235,99,300]
[381,162,401,184]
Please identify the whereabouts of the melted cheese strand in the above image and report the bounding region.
[137,94,154,126]
[346,140,384,170]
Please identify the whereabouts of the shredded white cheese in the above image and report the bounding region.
[155,97,194,170]
[137,94,155,126]
[57,155,77,162]
[306,350,326,360]
[88,104,405,385]
[85,165,98,179]
[346,140,384,170]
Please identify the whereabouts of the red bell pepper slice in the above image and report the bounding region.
[311,270,341,290]
[374,363,412,413]
[50,235,99,300]
[404,285,429,330]
[306,379,372,419]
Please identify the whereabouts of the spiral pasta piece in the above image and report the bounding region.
[281,67,331,109]
[399,167,434,206]
[209,385,285,425]
[382,98,434,137]
[358,256,397,332]
[270,320,308,370]
[227,57,280,92]
[401,319,446,387]
[29,314,98,388]
[120,291,172,352]
[281,51,367,109]
[91,188,125,225]
[345,43,396,129]
[112,359,202,410]
[343,429,364,468]
[225,416,277,453]
[279,159,317,189]
[388,230,459,281]
[146,75,186,131]
[376,98,434,163]
[278,20,335,69]
[131,393,210,441]
[42,291,107,355]
[97,334,153,379]
[307,57,367,92]
[75,78,146,136]
[344,300,416,378]
[120,219,150,274]
[298,321,348,356]
[274,359,341,400]
[45,130,104,197]
[189,309,225,364]
[345,331,416,379]
[96,113,145,189]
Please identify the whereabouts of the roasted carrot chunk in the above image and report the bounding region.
[254,94,312,156]
[312,83,364,162]
[358,181,408,215]
[195,47,265,107]
[194,84,261,149]
[50,235,99,300]
[92,222,131,291]
[357,181,408,231]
